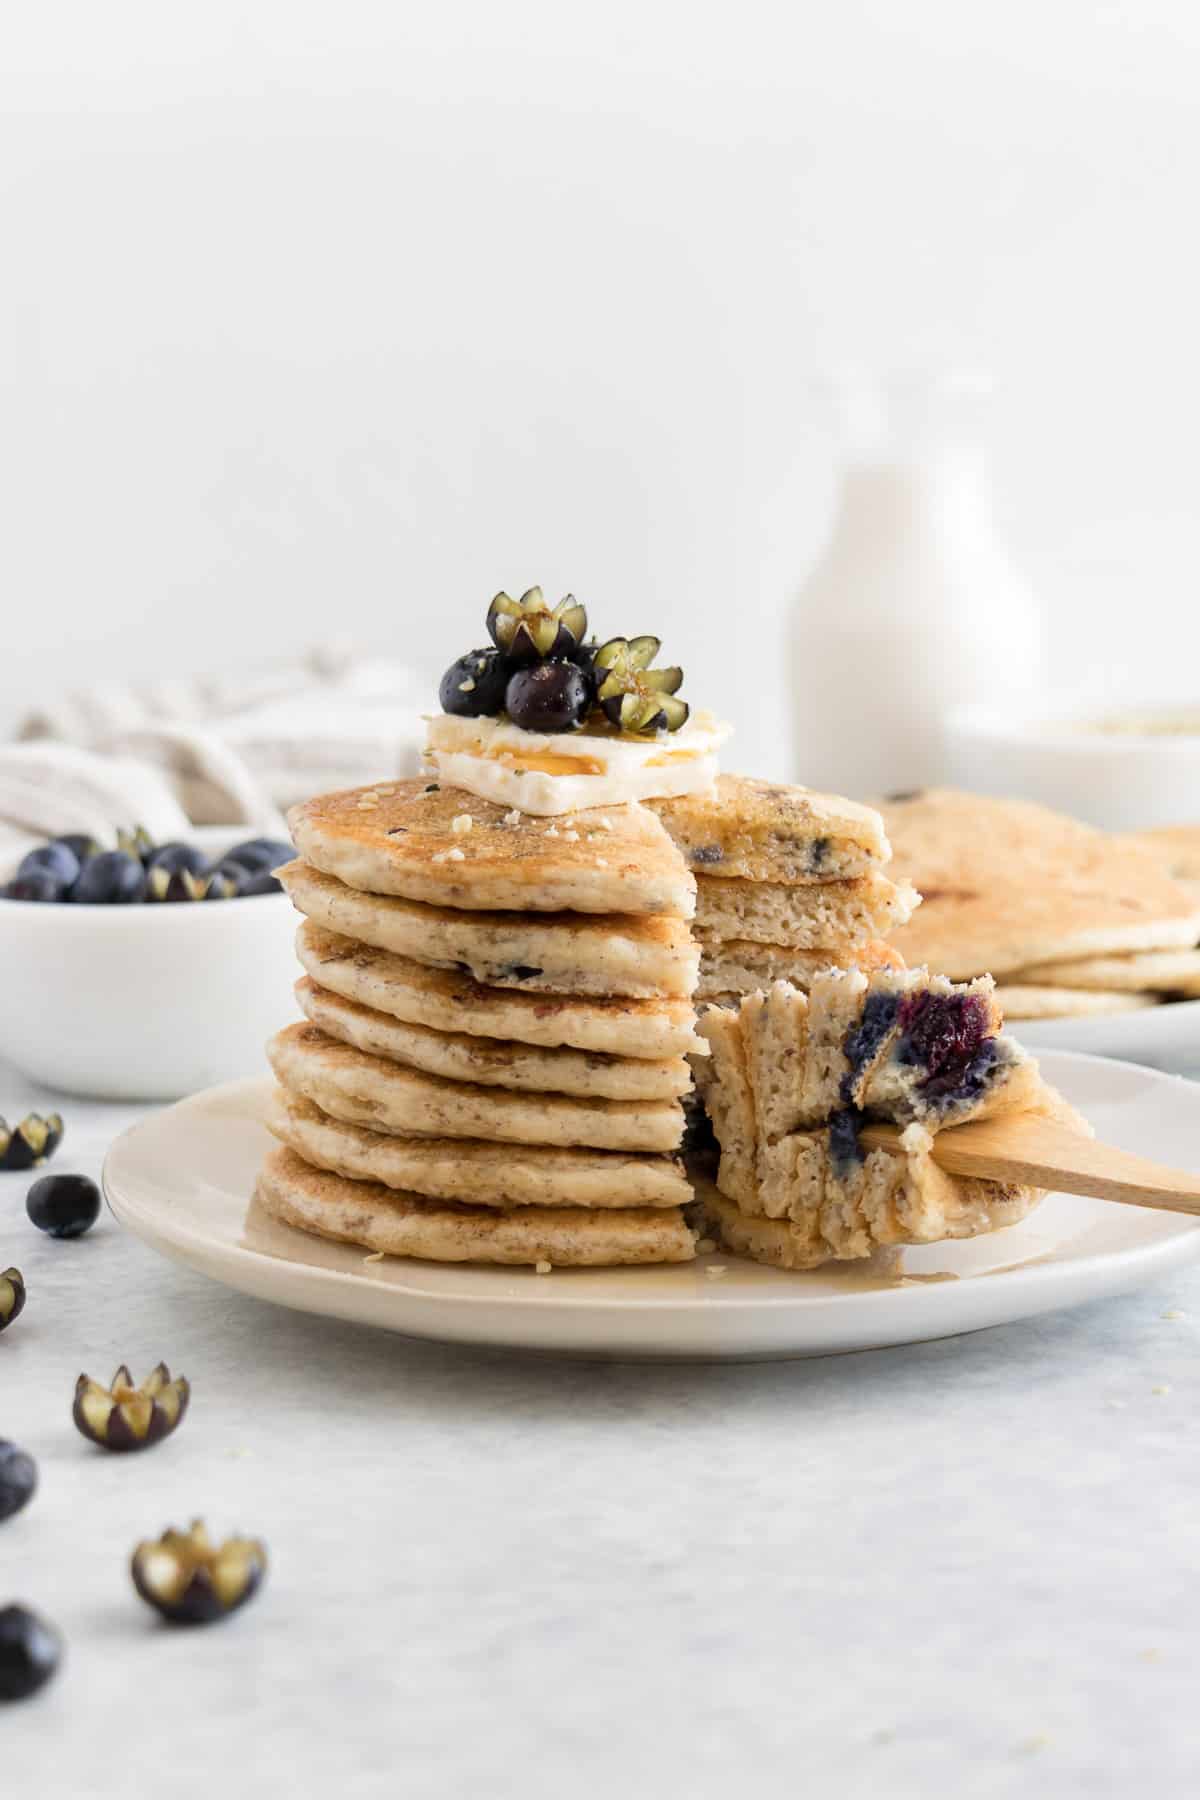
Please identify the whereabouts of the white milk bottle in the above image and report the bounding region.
[789,371,1044,798]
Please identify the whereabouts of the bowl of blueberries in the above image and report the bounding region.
[0,827,299,1100]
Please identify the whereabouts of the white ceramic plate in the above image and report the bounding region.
[1015,1000,1200,1074]
[103,1052,1200,1361]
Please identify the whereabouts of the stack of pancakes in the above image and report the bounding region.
[882,790,1200,1020]
[256,780,707,1267]
[692,970,1086,1270]
[649,775,920,1007]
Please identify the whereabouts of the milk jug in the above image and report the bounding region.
[789,372,1044,798]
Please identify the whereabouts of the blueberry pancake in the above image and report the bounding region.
[882,789,1200,977]
[295,977,692,1100]
[288,780,695,917]
[993,984,1160,1020]
[268,1023,685,1153]
[651,774,889,883]
[694,870,919,948]
[268,1092,692,1208]
[697,937,904,1003]
[279,862,699,1000]
[696,1126,1042,1272]
[294,922,708,1060]
[258,1147,698,1266]
[1007,947,1200,998]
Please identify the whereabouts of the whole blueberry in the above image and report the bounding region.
[439,648,513,718]
[237,870,286,896]
[50,833,101,865]
[145,842,209,880]
[6,869,61,903]
[0,1605,62,1701]
[0,1443,37,1523]
[505,660,590,733]
[71,851,146,905]
[16,844,81,892]
[26,1174,101,1240]
[222,838,293,877]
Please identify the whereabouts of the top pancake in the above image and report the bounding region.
[288,780,695,917]
[881,789,1200,978]
[650,774,889,883]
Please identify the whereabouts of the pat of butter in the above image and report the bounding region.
[424,712,732,816]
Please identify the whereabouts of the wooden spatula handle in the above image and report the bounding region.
[859,1114,1200,1218]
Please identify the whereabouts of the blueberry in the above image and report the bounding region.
[0,1605,62,1701]
[222,838,294,876]
[16,843,81,892]
[897,992,989,1080]
[71,850,146,905]
[505,661,590,733]
[828,1107,866,1177]
[50,833,101,864]
[439,647,513,718]
[0,1442,37,1523]
[203,863,247,899]
[26,1174,100,1239]
[237,870,285,896]
[145,842,209,879]
[5,869,62,903]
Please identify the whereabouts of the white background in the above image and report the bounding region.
[3,1,1199,778]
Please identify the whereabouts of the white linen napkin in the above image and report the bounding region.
[2,645,430,866]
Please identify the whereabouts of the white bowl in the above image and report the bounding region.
[0,829,299,1101]
[946,699,1200,832]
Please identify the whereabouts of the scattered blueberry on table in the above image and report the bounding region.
[0,1441,37,1521]
[0,1605,62,1701]
[3,832,293,904]
[26,1174,101,1240]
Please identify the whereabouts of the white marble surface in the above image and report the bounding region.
[4,1059,1200,1799]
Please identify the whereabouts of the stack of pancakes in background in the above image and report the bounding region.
[882,791,1200,1020]
[256,779,706,1266]
[649,776,920,1007]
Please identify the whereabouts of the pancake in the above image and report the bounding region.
[697,1132,1042,1271]
[258,1146,697,1266]
[280,861,699,1000]
[695,871,919,947]
[294,922,707,1060]
[288,780,695,917]
[268,1023,684,1153]
[651,774,889,883]
[296,977,691,1100]
[697,937,904,1002]
[1120,824,1200,885]
[1009,947,1200,997]
[268,1091,691,1207]
[994,985,1160,1020]
[881,789,1200,978]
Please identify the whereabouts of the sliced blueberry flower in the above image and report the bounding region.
[74,1363,190,1452]
[131,1520,267,1624]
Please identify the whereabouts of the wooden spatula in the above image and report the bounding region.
[859,1115,1200,1218]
